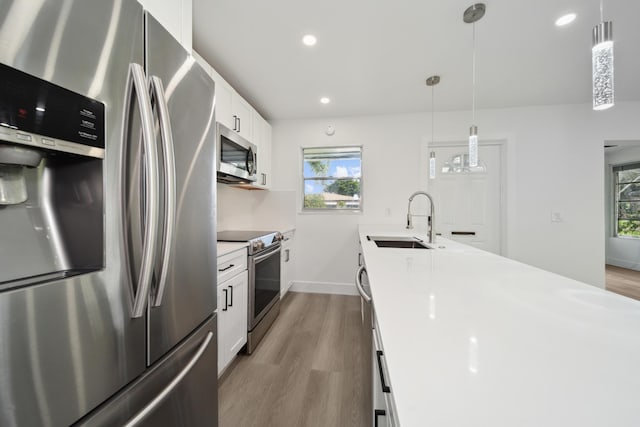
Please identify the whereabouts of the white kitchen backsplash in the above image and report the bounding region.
[217,184,296,232]
[252,190,296,231]
[216,184,253,231]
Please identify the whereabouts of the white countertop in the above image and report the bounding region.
[217,241,248,258]
[216,227,295,258]
[359,224,640,427]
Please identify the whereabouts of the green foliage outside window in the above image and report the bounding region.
[324,179,360,197]
[304,194,325,208]
[615,163,640,238]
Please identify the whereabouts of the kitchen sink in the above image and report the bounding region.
[367,236,432,249]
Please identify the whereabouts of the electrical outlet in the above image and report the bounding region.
[385,208,391,217]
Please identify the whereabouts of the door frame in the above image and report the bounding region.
[421,139,508,256]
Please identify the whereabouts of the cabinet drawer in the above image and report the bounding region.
[217,248,247,283]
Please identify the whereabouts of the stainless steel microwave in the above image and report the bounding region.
[216,122,257,183]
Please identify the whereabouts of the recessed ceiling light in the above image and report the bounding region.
[320,97,330,104]
[302,34,317,46]
[555,13,576,27]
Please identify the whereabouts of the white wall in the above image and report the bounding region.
[269,101,640,291]
[605,144,640,269]
[217,184,296,232]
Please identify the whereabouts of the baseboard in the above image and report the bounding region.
[606,258,640,270]
[289,280,358,296]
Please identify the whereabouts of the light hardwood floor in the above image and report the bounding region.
[606,264,640,301]
[218,292,372,427]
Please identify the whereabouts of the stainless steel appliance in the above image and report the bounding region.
[0,2,218,426]
[218,230,282,353]
[216,122,257,183]
[356,244,378,426]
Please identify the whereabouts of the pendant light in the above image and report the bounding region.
[592,0,614,110]
[463,3,485,168]
[426,75,440,180]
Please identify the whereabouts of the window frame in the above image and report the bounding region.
[613,161,640,239]
[300,145,363,213]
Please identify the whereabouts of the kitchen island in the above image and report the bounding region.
[359,224,640,427]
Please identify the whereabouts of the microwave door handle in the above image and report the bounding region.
[149,76,176,308]
[246,148,256,176]
[245,148,252,175]
[253,151,257,175]
[125,63,160,319]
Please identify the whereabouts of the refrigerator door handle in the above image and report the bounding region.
[149,75,176,308]
[124,63,161,319]
[123,331,214,427]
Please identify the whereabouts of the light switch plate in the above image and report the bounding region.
[551,211,563,222]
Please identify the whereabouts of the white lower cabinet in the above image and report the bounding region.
[217,268,248,376]
[372,317,398,427]
[280,231,294,297]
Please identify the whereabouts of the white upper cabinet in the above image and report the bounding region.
[212,76,235,132]
[192,52,233,130]
[253,113,272,189]
[230,95,253,141]
[192,50,273,190]
[138,0,192,51]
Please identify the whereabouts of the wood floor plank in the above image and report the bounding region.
[218,361,279,426]
[311,294,347,372]
[219,292,370,427]
[606,264,640,301]
[297,370,342,427]
[340,297,372,427]
[249,292,313,366]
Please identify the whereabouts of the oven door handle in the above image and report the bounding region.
[252,244,281,263]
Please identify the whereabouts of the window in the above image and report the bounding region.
[302,146,362,211]
[614,162,640,238]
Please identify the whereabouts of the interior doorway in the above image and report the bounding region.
[604,141,640,300]
[423,142,505,255]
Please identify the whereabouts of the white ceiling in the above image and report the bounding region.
[193,0,640,121]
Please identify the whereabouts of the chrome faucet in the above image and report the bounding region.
[406,191,436,243]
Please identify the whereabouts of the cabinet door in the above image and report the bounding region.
[217,284,230,375]
[231,94,253,140]
[280,232,294,297]
[193,53,234,131]
[217,270,248,376]
[214,78,234,131]
[226,271,248,358]
[253,115,272,189]
[280,247,289,298]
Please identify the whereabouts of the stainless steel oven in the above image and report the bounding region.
[218,230,282,353]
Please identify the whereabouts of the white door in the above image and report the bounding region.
[428,144,502,254]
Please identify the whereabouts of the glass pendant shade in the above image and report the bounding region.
[592,21,614,110]
[468,126,478,167]
[429,151,436,179]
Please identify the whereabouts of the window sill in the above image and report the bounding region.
[298,209,362,215]
[613,235,640,240]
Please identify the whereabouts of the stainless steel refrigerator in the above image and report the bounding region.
[0,1,218,426]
